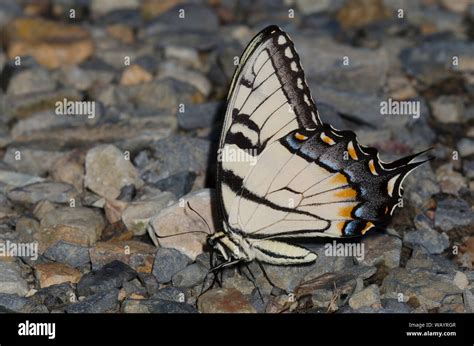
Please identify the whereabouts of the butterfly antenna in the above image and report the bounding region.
[186,201,212,235]
[154,202,211,239]
[199,249,218,297]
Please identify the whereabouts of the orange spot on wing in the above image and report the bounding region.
[338,205,354,218]
[348,142,358,160]
[329,173,348,186]
[368,160,378,175]
[320,132,335,145]
[294,132,307,140]
[334,188,357,199]
[361,222,375,235]
[337,221,346,234]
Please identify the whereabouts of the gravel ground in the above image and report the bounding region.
[0,0,473,313]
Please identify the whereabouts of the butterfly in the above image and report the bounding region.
[208,25,429,270]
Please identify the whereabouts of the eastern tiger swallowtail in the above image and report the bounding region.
[209,25,429,268]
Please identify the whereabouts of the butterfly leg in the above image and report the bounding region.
[256,259,277,290]
[241,262,265,303]
[199,257,241,297]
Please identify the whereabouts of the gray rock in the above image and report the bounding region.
[137,273,159,296]
[358,233,402,268]
[453,271,469,290]
[142,136,211,182]
[409,6,464,34]
[414,213,435,232]
[118,78,200,112]
[152,171,196,198]
[90,0,139,17]
[403,229,450,254]
[195,252,211,270]
[3,88,82,123]
[381,268,461,309]
[172,263,207,288]
[7,181,77,206]
[317,102,348,130]
[216,40,245,80]
[0,0,21,27]
[401,40,474,84]
[122,298,197,313]
[0,293,30,312]
[77,261,137,296]
[157,61,211,97]
[430,96,464,124]
[148,25,220,49]
[312,85,384,127]
[404,165,440,208]
[198,288,256,313]
[439,293,465,313]
[297,34,390,94]
[221,272,259,296]
[66,289,119,313]
[343,265,378,280]
[381,298,413,313]
[435,198,474,232]
[0,170,44,190]
[28,283,77,312]
[0,261,29,296]
[348,284,381,309]
[122,279,147,297]
[465,271,474,282]
[177,101,222,130]
[344,306,384,313]
[463,160,474,179]
[10,110,88,139]
[295,271,358,311]
[405,247,458,275]
[463,289,474,313]
[84,144,143,200]
[57,65,94,91]
[142,3,218,35]
[151,287,187,303]
[296,0,334,14]
[152,248,192,284]
[121,192,177,236]
[0,123,10,148]
[7,67,56,96]
[458,138,474,158]
[43,241,90,268]
[4,147,64,176]
[78,58,116,86]
[148,189,213,261]
[39,206,105,248]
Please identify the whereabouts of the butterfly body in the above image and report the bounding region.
[209,25,429,267]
